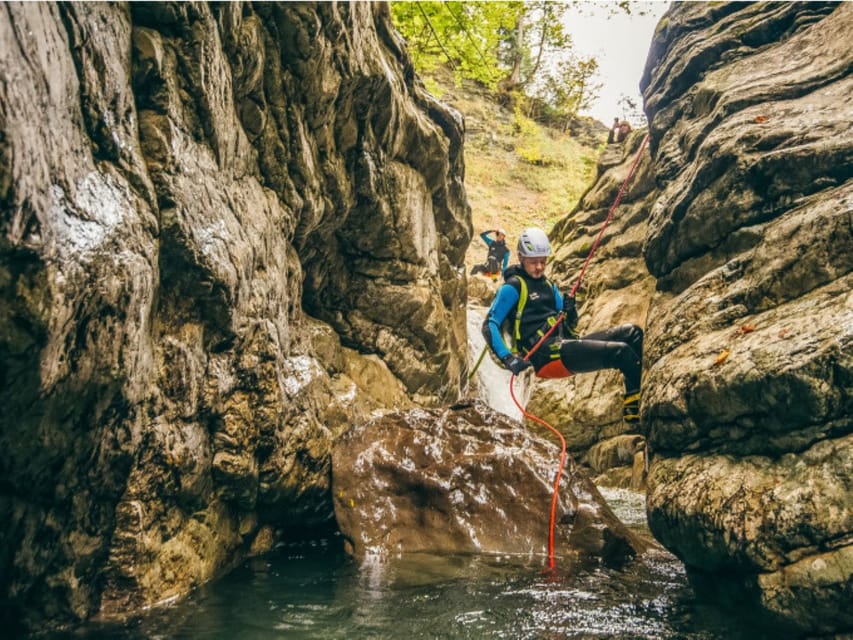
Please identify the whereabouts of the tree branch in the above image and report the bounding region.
[416,3,456,68]
[527,4,551,82]
[442,3,498,82]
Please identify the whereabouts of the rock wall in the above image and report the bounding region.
[640,2,851,634]
[0,1,468,631]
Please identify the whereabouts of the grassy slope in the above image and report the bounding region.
[424,72,606,269]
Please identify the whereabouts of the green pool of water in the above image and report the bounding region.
[42,489,777,639]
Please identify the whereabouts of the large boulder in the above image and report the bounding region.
[332,401,647,565]
[639,2,852,634]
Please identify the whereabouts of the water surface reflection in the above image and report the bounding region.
[43,488,775,639]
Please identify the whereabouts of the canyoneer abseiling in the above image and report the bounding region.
[472,135,650,568]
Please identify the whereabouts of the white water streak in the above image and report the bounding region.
[467,306,524,420]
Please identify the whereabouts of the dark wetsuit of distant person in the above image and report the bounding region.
[471,228,511,277]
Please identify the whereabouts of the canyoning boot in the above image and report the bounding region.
[622,389,642,435]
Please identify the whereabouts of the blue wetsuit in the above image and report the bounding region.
[483,265,643,391]
[471,231,510,275]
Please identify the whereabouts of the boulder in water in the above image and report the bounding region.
[332,401,647,566]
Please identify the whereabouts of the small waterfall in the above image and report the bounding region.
[466,306,527,421]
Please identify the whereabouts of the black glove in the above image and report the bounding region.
[563,296,579,333]
[501,353,532,376]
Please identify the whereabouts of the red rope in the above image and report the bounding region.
[570,134,649,297]
[509,371,566,570]
[507,134,650,570]
[508,317,564,569]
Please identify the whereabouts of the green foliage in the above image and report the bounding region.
[512,102,559,168]
[537,56,601,117]
[390,2,520,89]
[390,1,610,119]
[507,2,574,88]
[422,76,445,98]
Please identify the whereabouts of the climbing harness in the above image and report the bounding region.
[506,134,650,570]
[467,274,561,381]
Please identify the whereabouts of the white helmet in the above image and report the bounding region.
[517,227,551,258]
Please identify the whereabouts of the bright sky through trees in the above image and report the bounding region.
[389,1,670,127]
[565,1,670,125]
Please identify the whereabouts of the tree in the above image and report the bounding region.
[390,2,520,88]
[539,56,601,122]
[617,94,645,126]
[499,1,574,94]
[390,1,631,121]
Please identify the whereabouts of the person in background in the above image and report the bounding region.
[615,120,632,143]
[470,228,511,277]
[607,117,621,144]
[482,226,644,432]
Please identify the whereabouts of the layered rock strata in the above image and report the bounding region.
[0,1,468,631]
[640,2,852,634]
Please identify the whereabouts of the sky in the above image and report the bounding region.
[563,1,671,126]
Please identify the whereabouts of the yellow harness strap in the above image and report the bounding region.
[512,277,559,356]
[513,277,528,351]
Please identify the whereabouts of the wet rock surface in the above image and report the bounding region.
[640,2,852,633]
[0,1,466,631]
[332,401,647,565]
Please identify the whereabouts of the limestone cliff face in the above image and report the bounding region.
[0,1,468,631]
[640,2,851,634]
